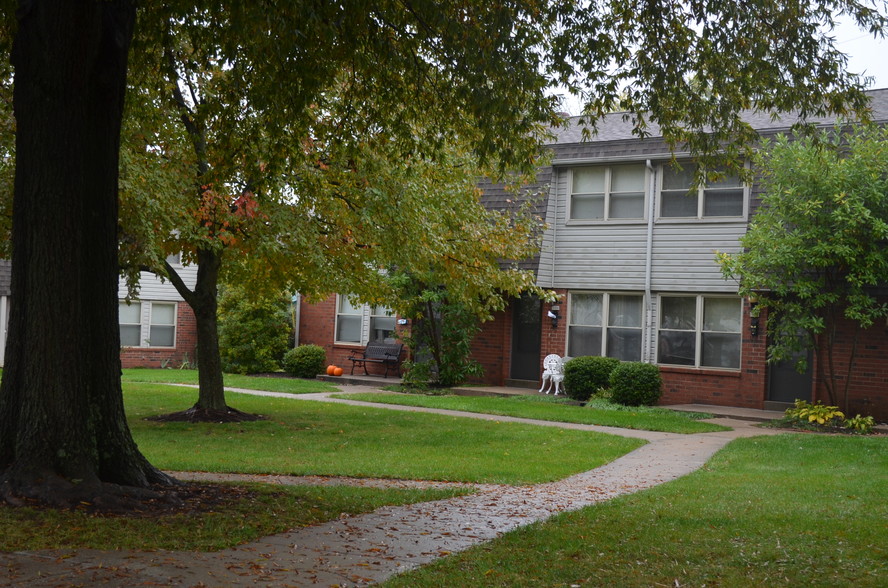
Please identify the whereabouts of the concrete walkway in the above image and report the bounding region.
[1,385,786,587]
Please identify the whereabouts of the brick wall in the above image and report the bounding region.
[660,299,768,408]
[120,303,197,368]
[297,294,406,377]
[467,292,568,387]
[541,292,568,365]
[476,291,773,408]
[812,312,888,421]
[469,307,510,385]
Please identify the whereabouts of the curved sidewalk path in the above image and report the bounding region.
[1,386,783,587]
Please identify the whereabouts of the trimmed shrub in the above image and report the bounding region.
[283,345,327,378]
[563,356,621,402]
[283,345,326,379]
[609,361,663,406]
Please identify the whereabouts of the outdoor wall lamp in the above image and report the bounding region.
[548,305,560,329]
[748,296,760,337]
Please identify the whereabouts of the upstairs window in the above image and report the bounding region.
[660,164,745,219]
[570,164,646,220]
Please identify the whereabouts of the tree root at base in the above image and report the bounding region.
[146,404,267,423]
[0,471,184,513]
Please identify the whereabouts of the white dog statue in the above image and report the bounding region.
[539,354,565,395]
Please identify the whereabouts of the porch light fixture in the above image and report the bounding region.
[548,306,560,329]
[748,295,759,337]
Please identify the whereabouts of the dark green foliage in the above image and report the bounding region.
[218,285,291,374]
[282,345,327,379]
[563,356,620,401]
[609,362,663,407]
[718,126,888,410]
[394,279,484,388]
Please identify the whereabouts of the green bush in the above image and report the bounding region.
[283,345,326,379]
[563,356,621,401]
[609,362,663,406]
[218,285,291,374]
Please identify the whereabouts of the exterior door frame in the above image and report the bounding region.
[510,295,542,381]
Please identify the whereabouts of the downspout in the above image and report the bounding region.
[0,295,6,366]
[643,160,656,363]
[550,168,558,289]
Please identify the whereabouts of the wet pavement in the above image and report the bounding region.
[1,386,786,587]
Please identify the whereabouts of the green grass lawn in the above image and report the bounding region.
[128,383,643,485]
[2,381,643,551]
[121,367,337,394]
[385,434,888,588]
[335,392,729,434]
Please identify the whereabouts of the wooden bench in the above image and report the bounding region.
[347,342,404,378]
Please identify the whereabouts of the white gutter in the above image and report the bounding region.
[643,160,656,363]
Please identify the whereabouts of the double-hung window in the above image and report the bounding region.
[335,295,396,344]
[119,301,143,347]
[369,305,396,342]
[119,301,177,348]
[149,303,176,347]
[657,296,741,369]
[660,164,745,218]
[567,292,643,361]
[570,164,646,220]
[335,296,363,343]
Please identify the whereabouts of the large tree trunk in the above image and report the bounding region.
[193,248,227,411]
[0,0,173,507]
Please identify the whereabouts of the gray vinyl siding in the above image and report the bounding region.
[650,222,744,292]
[538,166,742,293]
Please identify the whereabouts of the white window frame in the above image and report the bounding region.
[334,295,396,345]
[148,302,177,347]
[658,163,748,220]
[567,291,644,361]
[334,295,364,344]
[119,300,178,348]
[568,164,648,222]
[119,300,143,347]
[369,305,396,343]
[657,295,742,369]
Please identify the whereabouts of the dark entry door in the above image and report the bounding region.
[510,295,542,381]
[768,350,813,403]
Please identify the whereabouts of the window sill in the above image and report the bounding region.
[655,216,747,224]
[658,365,741,377]
[566,219,647,226]
[121,346,177,350]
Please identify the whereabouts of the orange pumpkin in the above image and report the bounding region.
[333,367,343,377]
[326,365,336,375]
